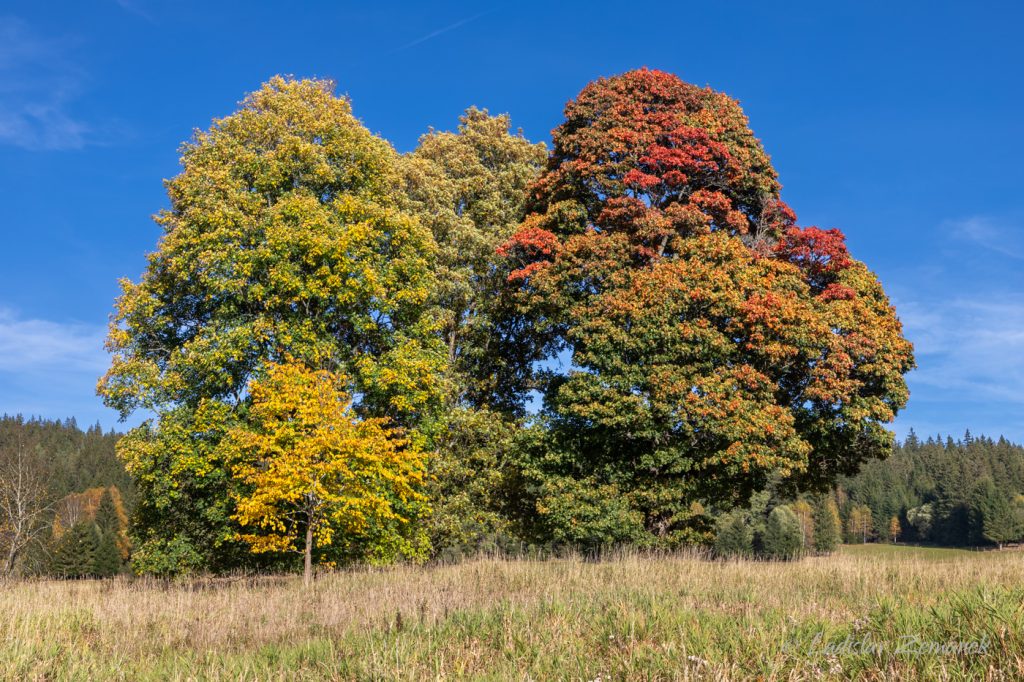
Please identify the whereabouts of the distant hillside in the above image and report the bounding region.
[0,414,132,507]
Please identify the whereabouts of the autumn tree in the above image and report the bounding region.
[225,361,428,586]
[888,516,901,544]
[847,504,874,544]
[791,499,815,552]
[98,77,445,573]
[501,68,914,546]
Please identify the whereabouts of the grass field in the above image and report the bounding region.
[838,543,978,560]
[1,545,1021,680]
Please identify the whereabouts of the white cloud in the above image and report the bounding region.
[948,216,1024,260]
[897,295,1024,404]
[0,308,123,426]
[0,17,93,150]
[0,308,107,374]
[112,0,155,21]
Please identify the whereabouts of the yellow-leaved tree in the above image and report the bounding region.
[226,361,427,586]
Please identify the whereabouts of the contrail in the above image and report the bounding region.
[391,11,490,53]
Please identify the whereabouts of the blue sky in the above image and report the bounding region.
[1,0,1022,441]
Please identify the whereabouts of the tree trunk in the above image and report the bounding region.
[4,545,17,576]
[303,524,313,587]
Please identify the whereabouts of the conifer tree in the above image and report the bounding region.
[812,496,841,554]
[52,522,99,578]
[975,479,1021,549]
[94,489,119,535]
[714,511,753,558]
[762,506,803,560]
[93,531,122,577]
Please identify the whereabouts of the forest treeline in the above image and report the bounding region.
[9,68,1015,579]
[0,415,131,576]
[3,414,1021,577]
[839,431,1024,548]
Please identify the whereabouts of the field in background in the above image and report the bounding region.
[1,546,1021,680]
[838,544,978,560]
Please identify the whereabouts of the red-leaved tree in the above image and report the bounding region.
[501,68,914,547]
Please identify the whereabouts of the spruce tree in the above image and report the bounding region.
[93,531,122,577]
[975,479,1021,549]
[762,506,803,560]
[52,522,99,578]
[94,489,120,536]
[812,497,841,554]
[714,511,753,558]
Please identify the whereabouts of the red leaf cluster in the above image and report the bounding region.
[498,224,560,282]
[773,226,853,286]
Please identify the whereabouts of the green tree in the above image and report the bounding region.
[93,488,123,576]
[714,511,753,558]
[423,407,520,560]
[98,77,445,574]
[974,478,1021,549]
[399,109,547,560]
[812,496,841,554]
[402,108,547,412]
[93,531,122,577]
[94,488,119,536]
[762,506,803,560]
[52,522,99,578]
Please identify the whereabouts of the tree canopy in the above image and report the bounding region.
[98,77,446,572]
[93,70,920,574]
[500,68,914,546]
[226,361,428,584]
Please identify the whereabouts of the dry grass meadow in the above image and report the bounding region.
[1,545,1021,680]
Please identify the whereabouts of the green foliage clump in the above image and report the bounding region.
[531,476,647,551]
[130,536,206,577]
[762,506,803,560]
[812,496,841,554]
[51,523,99,578]
[714,511,753,559]
[424,408,523,560]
